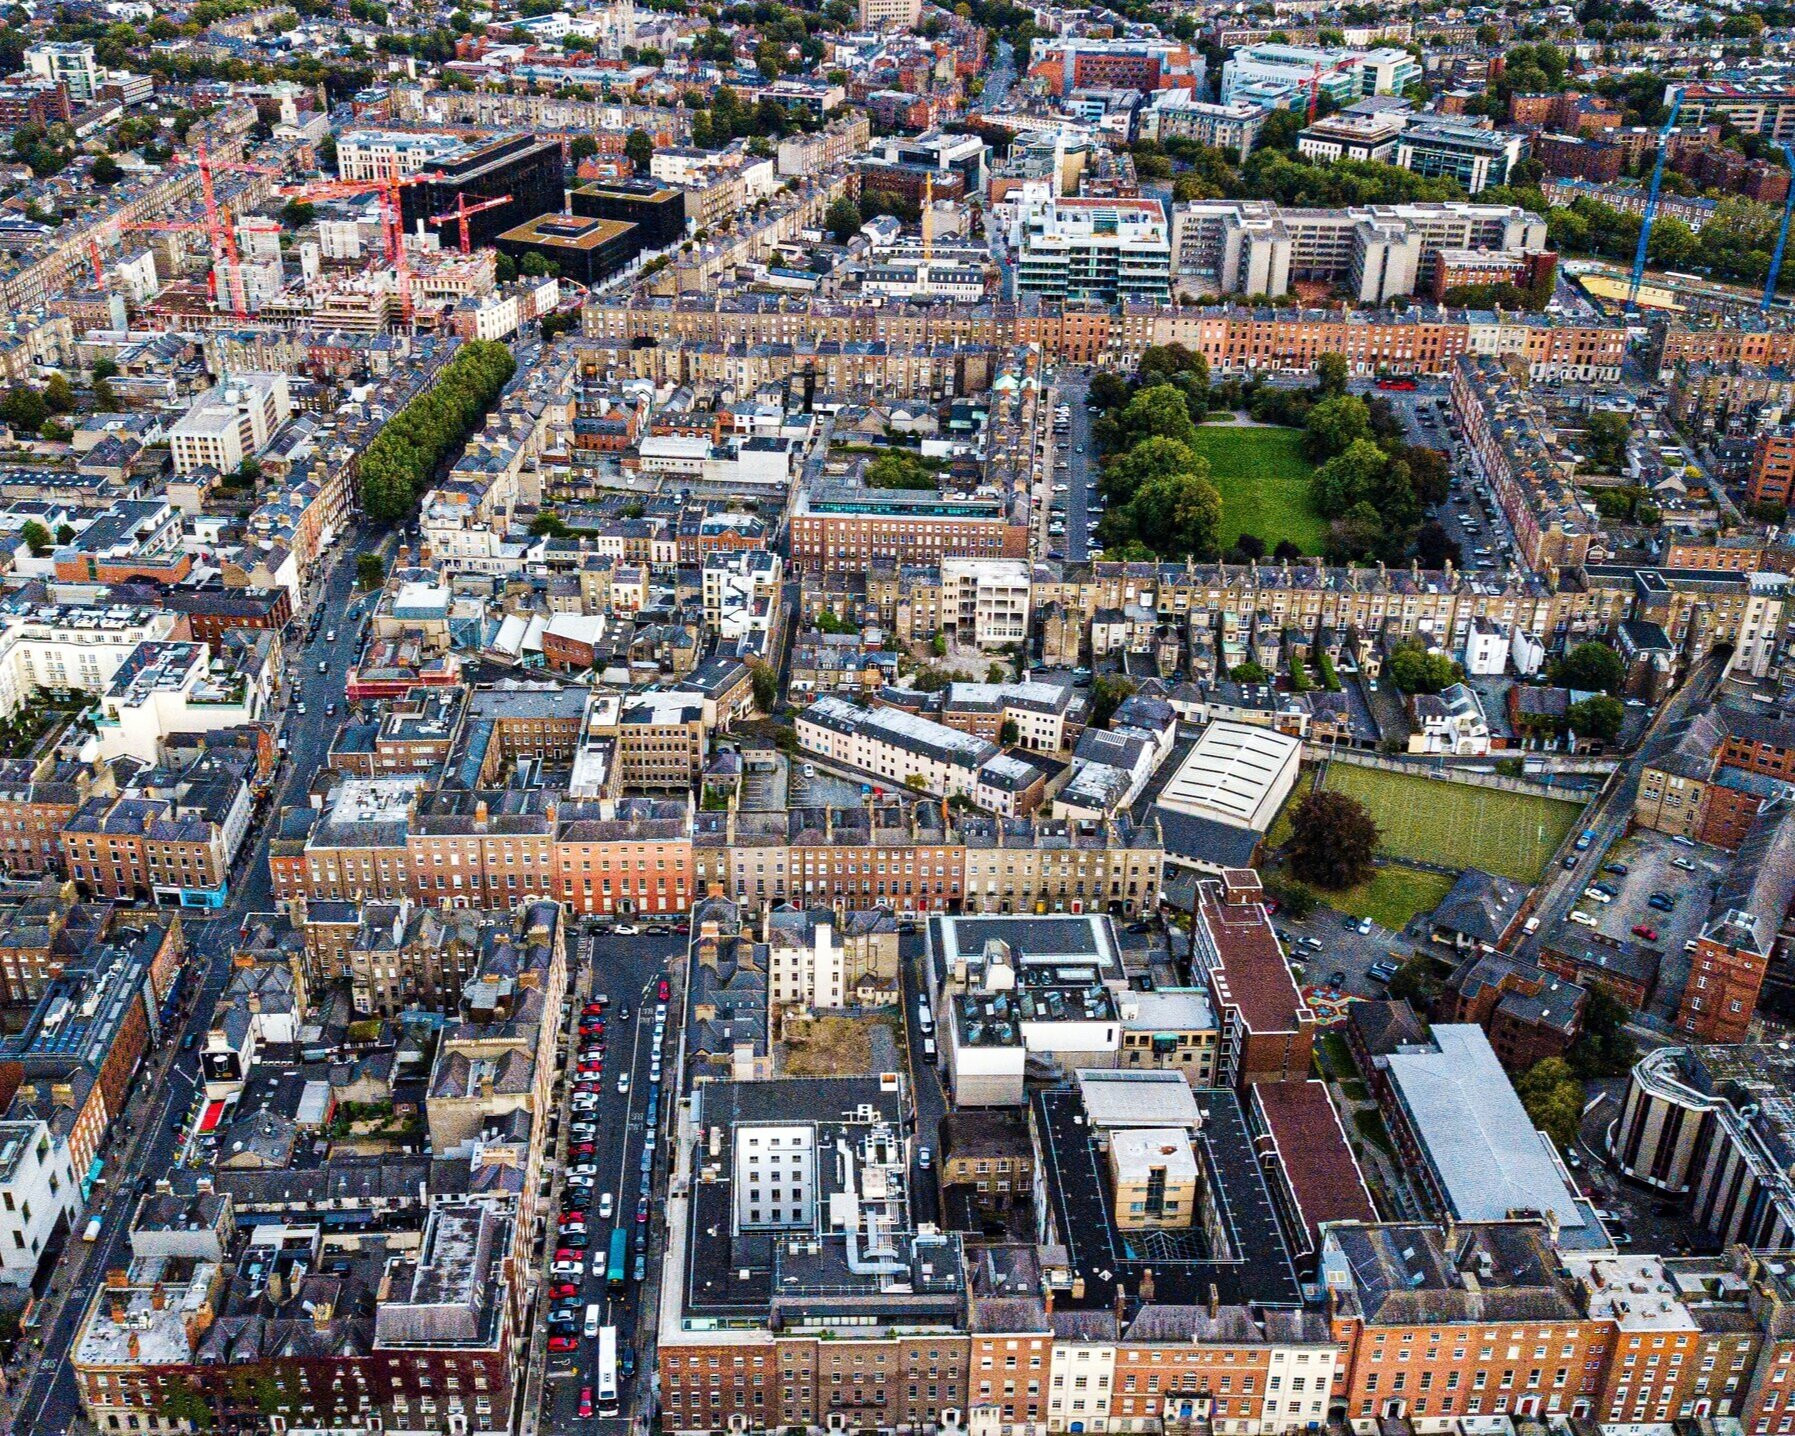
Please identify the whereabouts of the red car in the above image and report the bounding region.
[657,978,671,1002]
[578,1060,603,1074]
[549,1335,580,1353]
[559,1211,586,1224]
[579,1387,594,1419]
[583,1002,605,1016]
[552,1282,579,1299]
[569,1144,596,1158]
[1632,924,1659,941]
[555,1248,580,1263]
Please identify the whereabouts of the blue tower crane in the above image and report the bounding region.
[1627,91,1683,312]
[1762,143,1795,312]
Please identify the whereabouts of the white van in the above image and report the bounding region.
[917,1004,933,1035]
[922,1037,937,1060]
[584,1304,602,1338]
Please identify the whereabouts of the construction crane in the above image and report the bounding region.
[1762,143,1795,312]
[428,192,511,255]
[1306,56,1358,123]
[122,141,290,317]
[277,171,444,325]
[1626,90,1683,313]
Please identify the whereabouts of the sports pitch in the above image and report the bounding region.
[1321,762,1586,884]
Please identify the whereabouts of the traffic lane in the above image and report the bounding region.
[1062,372,1093,561]
[548,941,678,1422]
[18,934,225,1435]
[901,945,945,1227]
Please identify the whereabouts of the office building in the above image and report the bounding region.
[570,178,688,251]
[167,372,292,476]
[494,213,640,285]
[399,136,566,251]
[1395,122,1527,195]
[24,42,97,103]
[1016,195,1171,303]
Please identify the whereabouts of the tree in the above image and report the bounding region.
[625,127,654,174]
[1567,987,1638,1079]
[1387,640,1463,695]
[1115,383,1199,449]
[280,198,315,228]
[1100,435,1205,506]
[1310,438,1389,518]
[41,373,74,415]
[1386,954,1443,1007]
[1122,469,1222,559]
[1230,660,1268,682]
[519,252,559,277]
[999,718,1019,745]
[1566,694,1624,743]
[1415,519,1457,570]
[1314,352,1349,396]
[355,553,386,590]
[1287,790,1379,890]
[1585,410,1630,471]
[1552,641,1625,695]
[91,358,119,382]
[18,520,49,556]
[1,385,46,434]
[824,195,862,243]
[1514,1057,1584,1150]
[1090,674,1136,729]
[92,378,118,411]
[570,135,599,161]
[1303,393,1372,462]
[751,663,778,712]
[931,633,947,657]
[89,153,121,184]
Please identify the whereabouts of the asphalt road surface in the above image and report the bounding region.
[8,526,388,1436]
[542,930,687,1436]
[1059,369,1094,562]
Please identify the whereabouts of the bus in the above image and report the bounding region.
[596,1326,621,1416]
[606,1228,628,1291]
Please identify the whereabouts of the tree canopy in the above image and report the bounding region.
[358,340,516,525]
[1286,790,1379,890]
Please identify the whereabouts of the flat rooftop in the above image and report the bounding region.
[498,213,636,250]
[1034,1080,1302,1311]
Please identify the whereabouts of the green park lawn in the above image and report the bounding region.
[1322,763,1587,884]
[1321,865,1459,933]
[1188,425,1330,557]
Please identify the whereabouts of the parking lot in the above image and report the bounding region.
[1567,828,1731,1025]
[1270,898,1420,1013]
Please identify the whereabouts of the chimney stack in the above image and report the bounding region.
[151,1283,166,1312]
[1207,1283,1219,1320]
[1113,1281,1126,1326]
[1140,1268,1156,1304]
[127,1332,140,1362]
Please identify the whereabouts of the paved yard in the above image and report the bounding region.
[1570,829,1731,1024]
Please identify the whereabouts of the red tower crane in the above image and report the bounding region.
[123,141,292,317]
[1306,56,1360,123]
[276,171,445,325]
[428,192,512,255]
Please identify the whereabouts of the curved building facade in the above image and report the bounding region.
[1610,1046,1717,1193]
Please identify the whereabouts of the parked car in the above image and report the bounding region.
[1632,924,1659,941]
[548,1335,580,1353]
[1569,910,1600,927]
[1603,863,1629,876]
[658,977,671,1002]
[614,923,640,935]
[1584,886,1613,904]
[1671,856,1697,871]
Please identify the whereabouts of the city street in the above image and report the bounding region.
[540,929,686,1436]
[1059,369,1094,562]
[5,525,387,1436]
[900,937,945,1228]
